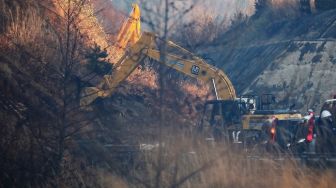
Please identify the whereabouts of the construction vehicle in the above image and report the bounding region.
[199,93,305,148]
[78,3,261,147]
[86,4,336,165]
[80,4,306,150]
[241,94,303,146]
[81,27,306,151]
[81,3,236,107]
[80,31,238,106]
[81,30,275,148]
[80,3,241,107]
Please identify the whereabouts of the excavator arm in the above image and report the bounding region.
[80,32,236,106]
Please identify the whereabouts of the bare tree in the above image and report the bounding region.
[0,0,112,186]
[127,1,220,187]
[43,1,110,185]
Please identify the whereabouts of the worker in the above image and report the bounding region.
[320,106,334,132]
[306,109,315,142]
[321,109,332,123]
[303,109,314,120]
[318,104,334,153]
[305,109,315,153]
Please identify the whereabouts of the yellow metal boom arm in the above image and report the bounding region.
[80,32,236,106]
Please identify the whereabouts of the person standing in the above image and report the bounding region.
[318,103,334,153]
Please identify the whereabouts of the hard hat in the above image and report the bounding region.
[308,109,314,116]
[321,110,332,118]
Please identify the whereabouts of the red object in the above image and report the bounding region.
[270,117,277,143]
[306,116,314,143]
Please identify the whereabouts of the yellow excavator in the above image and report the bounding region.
[81,3,241,106]
[80,31,237,106]
[80,4,237,107]
[81,4,304,149]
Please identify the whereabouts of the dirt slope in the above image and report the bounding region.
[204,9,336,111]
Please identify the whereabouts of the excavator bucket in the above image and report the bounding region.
[130,4,141,44]
[109,3,141,63]
[115,3,141,49]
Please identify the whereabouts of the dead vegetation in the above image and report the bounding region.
[0,0,112,186]
[95,126,336,188]
[1,0,336,187]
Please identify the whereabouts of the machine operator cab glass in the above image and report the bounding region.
[200,99,253,129]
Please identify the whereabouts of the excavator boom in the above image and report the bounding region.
[80,32,236,106]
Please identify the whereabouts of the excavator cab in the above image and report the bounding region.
[200,96,258,127]
[198,94,286,144]
[200,100,247,128]
[199,97,256,142]
[199,95,256,143]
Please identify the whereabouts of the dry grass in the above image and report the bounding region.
[52,0,109,48]
[90,169,129,188]
[127,66,159,90]
[5,4,47,55]
[2,1,335,188]
[181,81,212,100]
[111,127,336,188]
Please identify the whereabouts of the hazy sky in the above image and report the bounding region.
[110,0,256,18]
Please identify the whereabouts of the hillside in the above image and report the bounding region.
[204,9,336,111]
[1,1,336,187]
[0,1,199,186]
